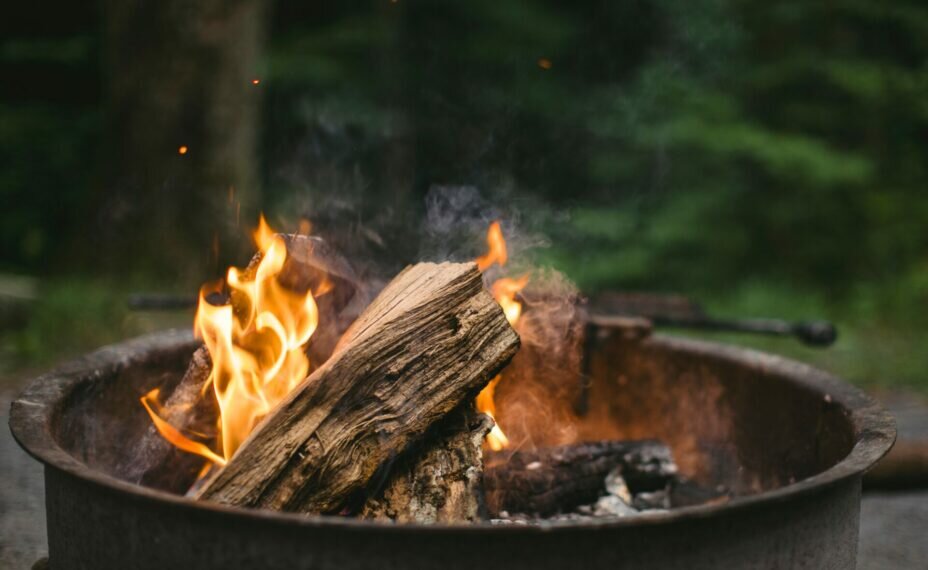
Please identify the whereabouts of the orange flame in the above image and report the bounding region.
[475,221,527,450]
[475,221,507,271]
[141,215,319,471]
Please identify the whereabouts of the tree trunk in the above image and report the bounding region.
[99,0,266,277]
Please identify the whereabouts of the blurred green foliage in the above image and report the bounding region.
[1,1,926,391]
[0,279,189,373]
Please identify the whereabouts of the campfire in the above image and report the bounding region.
[9,217,895,567]
[128,216,689,523]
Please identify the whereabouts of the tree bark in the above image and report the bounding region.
[196,261,520,514]
[361,406,494,523]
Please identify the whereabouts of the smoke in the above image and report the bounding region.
[268,183,590,454]
[417,185,586,451]
[419,185,550,267]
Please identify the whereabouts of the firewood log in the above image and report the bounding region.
[195,261,520,513]
[483,440,676,517]
[360,406,494,523]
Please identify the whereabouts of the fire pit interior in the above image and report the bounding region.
[55,323,862,505]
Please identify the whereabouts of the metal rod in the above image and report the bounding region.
[127,293,197,311]
[649,316,837,347]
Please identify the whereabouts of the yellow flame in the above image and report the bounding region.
[475,377,509,451]
[141,215,319,473]
[474,221,527,450]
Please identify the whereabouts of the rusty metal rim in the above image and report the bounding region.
[9,329,896,534]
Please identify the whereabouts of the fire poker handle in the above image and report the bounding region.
[791,320,838,347]
[127,293,197,311]
[648,316,838,348]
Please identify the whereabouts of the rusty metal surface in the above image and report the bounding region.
[9,328,896,569]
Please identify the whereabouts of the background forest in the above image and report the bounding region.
[2,1,926,391]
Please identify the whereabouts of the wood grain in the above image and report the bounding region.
[196,262,520,513]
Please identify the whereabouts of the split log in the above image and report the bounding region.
[361,406,494,523]
[196,261,520,513]
[125,234,362,492]
[483,440,676,517]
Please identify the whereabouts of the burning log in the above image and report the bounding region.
[360,405,494,523]
[195,261,520,514]
[483,440,677,517]
[126,233,362,492]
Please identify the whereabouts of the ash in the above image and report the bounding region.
[490,467,732,525]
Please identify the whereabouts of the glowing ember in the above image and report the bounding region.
[141,215,320,471]
[475,221,528,450]
[178,145,188,155]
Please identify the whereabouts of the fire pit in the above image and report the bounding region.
[11,321,894,569]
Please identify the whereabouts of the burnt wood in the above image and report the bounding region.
[195,262,520,513]
[361,406,494,523]
[125,346,216,491]
[483,440,676,517]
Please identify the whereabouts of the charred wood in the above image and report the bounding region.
[483,440,676,517]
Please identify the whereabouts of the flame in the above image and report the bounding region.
[475,221,528,450]
[475,377,509,450]
[141,215,319,473]
[475,221,507,271]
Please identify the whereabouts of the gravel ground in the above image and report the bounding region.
[1,370,926,569]
[859,491,928,569]
[1,378,47,569]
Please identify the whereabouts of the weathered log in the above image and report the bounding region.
[483,440,676,517]
[127,234,362,492]
[361,406,494,523]
[196,261,520,513]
